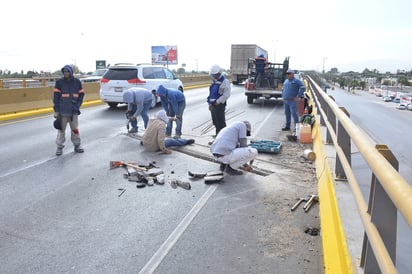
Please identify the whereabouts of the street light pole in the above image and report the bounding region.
[322,57,328,74]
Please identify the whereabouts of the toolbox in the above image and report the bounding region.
[248,140,282,154]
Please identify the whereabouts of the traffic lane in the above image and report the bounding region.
[328,87,412,274]
[0,131,222,273]
[328,88,412,184]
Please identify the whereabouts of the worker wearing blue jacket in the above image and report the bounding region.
[281,69,306,131]
[156,85,185,138]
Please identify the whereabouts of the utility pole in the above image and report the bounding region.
[322,57,328,74]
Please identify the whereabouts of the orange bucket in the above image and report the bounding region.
[299,124,312,144]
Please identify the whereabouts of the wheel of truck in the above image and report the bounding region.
[108,102,118,108]
[247,96,254,104]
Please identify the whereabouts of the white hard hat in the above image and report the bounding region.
[210,64,222,75]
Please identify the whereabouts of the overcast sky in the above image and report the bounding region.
[1,0,411,74]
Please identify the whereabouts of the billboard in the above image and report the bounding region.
[151,45,178,65]
[96,60,106,69]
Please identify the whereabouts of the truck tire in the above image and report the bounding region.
[247,96,254,104]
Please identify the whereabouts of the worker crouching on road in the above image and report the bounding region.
[123,87,153,133]
[210,121,258,175]
[156,85,185,139]
[142,110,195,154]
[53,64,84,156]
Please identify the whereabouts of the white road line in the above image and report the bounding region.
[252,107,277,139]
[138,184,218,274]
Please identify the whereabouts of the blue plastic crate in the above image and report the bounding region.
[248,140,282,154]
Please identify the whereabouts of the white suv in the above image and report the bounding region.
[99,63,184,108]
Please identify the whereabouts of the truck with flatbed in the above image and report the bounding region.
[244,56,290,104]
[230,44,268,85]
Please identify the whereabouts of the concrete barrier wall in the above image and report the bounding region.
[0,76,211,115]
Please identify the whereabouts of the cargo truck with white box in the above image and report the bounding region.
[230,44,268,85]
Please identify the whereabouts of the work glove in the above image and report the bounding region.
[54,112,59,118]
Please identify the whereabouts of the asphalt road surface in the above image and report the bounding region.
[0,86,321,274]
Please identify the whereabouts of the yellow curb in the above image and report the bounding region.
[0,84,210,122]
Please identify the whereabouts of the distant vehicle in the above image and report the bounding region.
[230,44,268,85]
[382,96,392,102]
[406,103,412,111]
[396,103,406,110]
[393,98,400,103]
[81,69,108,83]
[99,63,183,108]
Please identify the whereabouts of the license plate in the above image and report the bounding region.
[115,87,123,92]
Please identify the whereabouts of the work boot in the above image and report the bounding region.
[282,127,290,131]
[56,147,63,156]
[74,146,84,153]
[225,165,243,175]
[187,139,195,145]
[219,163,227,171]
[173,134,181,139]
[128,127,138,133]
[287,135,297,142]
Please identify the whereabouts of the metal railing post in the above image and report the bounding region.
[361,144,398,273]
[325,96,335,144]
[335,107,351,179]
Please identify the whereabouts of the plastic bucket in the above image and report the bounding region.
[299,124,312,144]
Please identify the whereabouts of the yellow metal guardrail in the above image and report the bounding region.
[307,76,412,273]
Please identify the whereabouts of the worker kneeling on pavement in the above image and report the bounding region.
[210,121,258,175]
[142,110,194,154]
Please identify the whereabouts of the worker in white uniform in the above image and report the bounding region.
[210,121,258,175]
